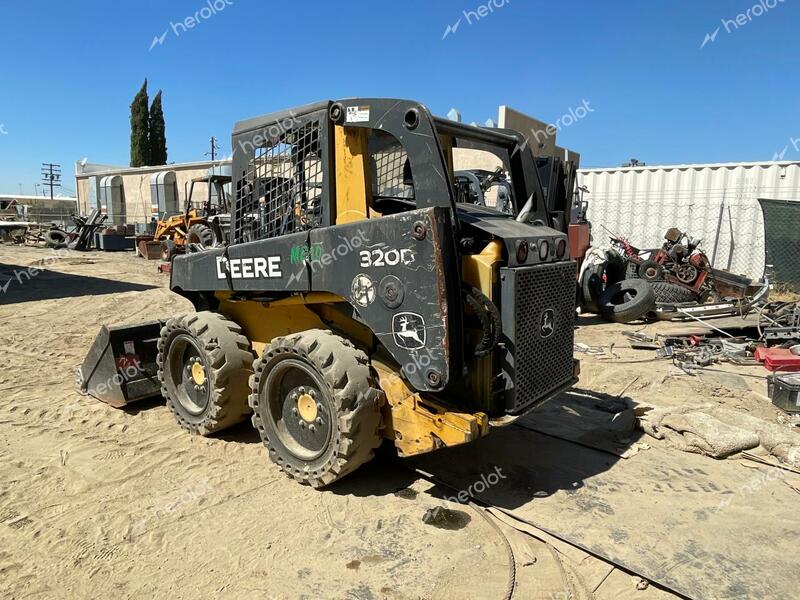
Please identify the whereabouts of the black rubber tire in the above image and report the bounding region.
[638,260,664,282]
[652,282,697,304]
[157,312,254,435]
[599,279,656,323]
[580,263,605,314]
[249,329,383,488]
[186,223,215,248]
[160,239,177,262]
[44,229,68,249]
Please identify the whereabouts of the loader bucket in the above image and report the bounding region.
[77,320,165,408]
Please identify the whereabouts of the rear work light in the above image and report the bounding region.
[539,240,550,261]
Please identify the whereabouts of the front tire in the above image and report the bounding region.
[157,312,254,435]
[160,239,177,262]
[187,223,215,248]
[249,330,383,488]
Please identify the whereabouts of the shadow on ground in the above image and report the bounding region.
[111,382,641,509]
[0,263,156,304]
[325,388,643,509]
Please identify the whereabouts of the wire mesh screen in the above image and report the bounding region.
[233,120,324,243]
[369,134,414,200]
[759,198,800,292]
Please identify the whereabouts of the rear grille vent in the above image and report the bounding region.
[500,261,576,414]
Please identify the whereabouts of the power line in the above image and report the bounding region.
[41,162,62,200]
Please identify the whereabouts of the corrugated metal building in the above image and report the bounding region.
[577,161,800,280]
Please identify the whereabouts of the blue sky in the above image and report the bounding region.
[0,0,797,195]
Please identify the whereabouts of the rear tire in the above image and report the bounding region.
[157,312,254,435]
[599,279,656,323]
[187,223,215,248]
[249,329,383,488]
[652,282,697,304]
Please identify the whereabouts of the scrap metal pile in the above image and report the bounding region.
[579,227,769,323]
[623,301,800,417]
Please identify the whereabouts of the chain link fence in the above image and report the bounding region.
[759,198,800,293]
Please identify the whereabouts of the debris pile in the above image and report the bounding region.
[579,227,769,323]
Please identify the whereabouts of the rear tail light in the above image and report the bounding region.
[556,239,567,258]
[516,241,529,264]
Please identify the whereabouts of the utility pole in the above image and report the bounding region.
[206,137,220,161]
[41,163,62,200]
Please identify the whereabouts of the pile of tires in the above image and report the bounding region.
[579,252,700,323]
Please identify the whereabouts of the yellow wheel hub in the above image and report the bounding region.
[297,393,318,422]
[191,362,206,386]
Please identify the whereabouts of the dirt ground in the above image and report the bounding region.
[0,244,795,599]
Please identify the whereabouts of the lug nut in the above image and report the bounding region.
[292,407,298,415]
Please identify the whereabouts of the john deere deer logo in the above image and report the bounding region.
[539,309,555,339]
[392,312,426,350]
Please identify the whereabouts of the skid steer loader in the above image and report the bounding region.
[79,98,579,487]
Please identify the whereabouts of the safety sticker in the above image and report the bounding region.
[346,106,370,123]
[351,273,376,307]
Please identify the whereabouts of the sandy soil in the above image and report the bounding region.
[2,244,786,599]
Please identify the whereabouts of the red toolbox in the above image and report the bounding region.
[755,347,800,372]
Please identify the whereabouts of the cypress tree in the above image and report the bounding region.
[149,90,168,166]
[129,79,150,167]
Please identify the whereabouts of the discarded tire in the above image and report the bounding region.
[580,263,605,314]
[638,260,664,282]
[651,282,697,304]
[599,279,656,323]
[44,229,68,249]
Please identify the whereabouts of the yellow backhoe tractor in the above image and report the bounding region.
[79,98,579,487]
[153,173,232,261]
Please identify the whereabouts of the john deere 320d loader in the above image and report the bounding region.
[79,98,579,487]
